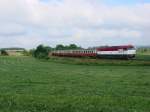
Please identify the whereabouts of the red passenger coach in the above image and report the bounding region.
[52,49,97,57]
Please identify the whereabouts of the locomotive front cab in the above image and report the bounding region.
[125,46,136,59]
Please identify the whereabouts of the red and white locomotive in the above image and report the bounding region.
[52,45,136,59]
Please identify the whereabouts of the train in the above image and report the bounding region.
[51,45,136,59]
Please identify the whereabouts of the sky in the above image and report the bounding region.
[0,0,150,49]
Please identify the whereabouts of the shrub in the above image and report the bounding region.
[33,45,50,59]
[1,50,8,56]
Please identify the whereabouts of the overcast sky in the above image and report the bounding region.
[0,0,150,49]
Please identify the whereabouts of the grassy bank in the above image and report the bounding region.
[0,56,150,112]
[47,55,150,66]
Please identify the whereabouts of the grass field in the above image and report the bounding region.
[0,56,150,112]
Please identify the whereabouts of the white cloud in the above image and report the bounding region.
[0,23,26,37]
[0,0,150,48]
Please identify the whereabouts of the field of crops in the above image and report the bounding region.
[0,56,150,112]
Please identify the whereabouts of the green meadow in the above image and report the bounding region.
[0,56,150,112]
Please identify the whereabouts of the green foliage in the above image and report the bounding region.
[0,56,150,112]
[33,45,50,59]
[56,44,81,50]
[0,50,8,56]
[68,44,79,49]
[56,44,65,50]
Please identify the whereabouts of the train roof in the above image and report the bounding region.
[96,45,135,51]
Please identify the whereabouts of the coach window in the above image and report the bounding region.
[124,48,127,51]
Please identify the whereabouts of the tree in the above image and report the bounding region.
[55,44,81,50]
[68,44,78,49]
[1,50,8,56]
[56,44,65,50]
[33,45,50,59]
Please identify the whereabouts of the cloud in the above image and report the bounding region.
[0,23,27,37]
[0,0,150,48]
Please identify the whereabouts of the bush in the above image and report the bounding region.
[1,50,8,56]
[33,45,50,59]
